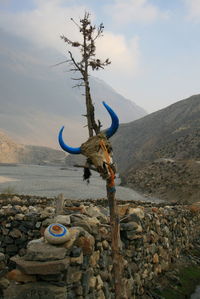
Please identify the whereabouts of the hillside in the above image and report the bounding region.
[112,95,200,172]
[126,159,200,202]
[0,130,66,165]
[111,95,200,202]
[0,29,146,149]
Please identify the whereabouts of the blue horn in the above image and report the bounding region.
[103,101,119,138]
[58,126,81,154]
[58,102,119,154]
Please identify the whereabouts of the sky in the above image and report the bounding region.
[0,0,200,113]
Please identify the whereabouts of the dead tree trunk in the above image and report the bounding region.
[60,12,125,298]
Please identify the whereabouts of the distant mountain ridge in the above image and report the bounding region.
[0,130,66,165]
[0,28,146,149]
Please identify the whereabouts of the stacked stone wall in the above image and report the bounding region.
[0,195,200,298]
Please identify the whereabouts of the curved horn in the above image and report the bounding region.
[58,126,81,154]
[103,101,119,138]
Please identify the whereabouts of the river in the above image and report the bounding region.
[0,164,161,202]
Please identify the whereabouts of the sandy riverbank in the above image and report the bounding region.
[0,176,19,183]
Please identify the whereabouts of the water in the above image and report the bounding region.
[0,164,162,202]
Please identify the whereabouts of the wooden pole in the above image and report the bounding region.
[55,193,64,215]
[107,183,127,299]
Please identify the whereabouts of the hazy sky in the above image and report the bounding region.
[0,0,200,113]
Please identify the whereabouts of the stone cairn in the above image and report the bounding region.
[0,195,200,298]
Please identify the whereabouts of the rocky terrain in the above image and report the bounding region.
[112,94,200,173]
[0,130,66,165]
[112,95,200,202]
[0,194,200,298]
[126,159,200,202]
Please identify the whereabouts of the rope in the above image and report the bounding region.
[99,139,115,188]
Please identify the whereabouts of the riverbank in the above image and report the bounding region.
[0,176,19,183]
[0,164,163,203]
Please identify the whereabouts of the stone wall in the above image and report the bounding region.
[0,195,200,298]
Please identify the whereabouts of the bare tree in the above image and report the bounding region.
[59,12,126,299]
[60,12,111,137]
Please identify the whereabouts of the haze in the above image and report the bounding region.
[0,0,200,113]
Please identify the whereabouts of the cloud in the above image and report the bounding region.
[0,0,87,53]
[105,0,169,25]
[96,33,140,73]
[184,0,200,21]
[0,0,141,75]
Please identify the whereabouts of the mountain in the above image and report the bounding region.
[112,95,200,172]
[111,95,200,202]
[0,28,146,149]
[0,130,66,165]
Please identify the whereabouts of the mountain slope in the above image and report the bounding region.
[112,95,200,202]
[0,28,146,149]
[0,130,66,165]
[112,95,200,173]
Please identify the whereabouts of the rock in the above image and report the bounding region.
[27,237,44,247]
[5,282,67,299]
[126,230,143,240]
[117,204,130,217]
[97,289,106,299]
[102,240,110,250]
[7,269,36,282]
[89,251,100,267]
[134,273,142,286]
[11,256,70,275]
[1,228,9,236]
[70,252,83,265]
[0,269,8,279]
[9,228,22,239]
[152,207,159,213]
[0,253,5,262]
[142,269,148,279]
[72,221,92,234]
[96,275,104,290]
[153,253,159,264]
[75,231,95,255]
[70,247,82,257]
[6,244,18,254]
[54,215,71,226]
[44,207,55,214]
[0,260,6,271]
[99,227,110,240]
[0,277,9,289]
[65,205,86,214]
[89,276,97,288]
[82,269,93,296]
[76,285,83,296]
[15,213,25,220]
[67,267,82,284]
[35,221,42,229]
[44,223,71,245]
[37,273,64,282]
[121,222,143,232]
[128,207,144,219]
[85,206,102,217]
[62,227,81,249]
[24,241,67,261]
